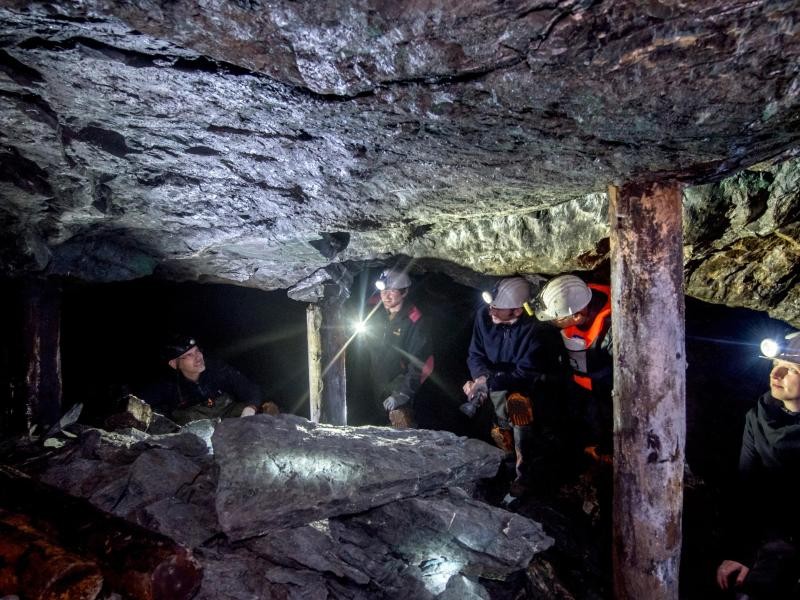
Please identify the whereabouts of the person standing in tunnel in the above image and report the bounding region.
[535,274,613,464]
[462,276,560,497]
[715,331,800,600]
[141,334,273,425]
[367,267,433,429]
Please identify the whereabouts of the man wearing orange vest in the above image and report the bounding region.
[535,274,613,462]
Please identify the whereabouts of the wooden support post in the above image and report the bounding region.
[609,182,686,600]
[22,279,62,431]
[306,302,347,425]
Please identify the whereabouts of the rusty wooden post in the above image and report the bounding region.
[306,302,347,425]
[22,278,62,431]
[609,182,686,600]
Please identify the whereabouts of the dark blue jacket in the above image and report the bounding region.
[467,306,558,394]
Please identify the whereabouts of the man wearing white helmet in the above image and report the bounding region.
[716,331,800,599]
[368,266,433,429]
[535,274,613,462]
[463,276,560,496]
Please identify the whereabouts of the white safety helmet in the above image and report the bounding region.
[760,331,800,365]
[483,277,531,310]
[375,267,411,291]
[535,275,592,321]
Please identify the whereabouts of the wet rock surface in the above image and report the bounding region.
[0,2,798,325]
[213,414,505,539]
[2,415,572,599]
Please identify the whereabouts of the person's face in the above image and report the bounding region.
[169,345,206,379]
[550,309,588,330]
[489,305,523,325]
[380,288,407,313]
[770,359,800,405]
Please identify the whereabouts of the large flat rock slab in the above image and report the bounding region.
[212,414,504,539]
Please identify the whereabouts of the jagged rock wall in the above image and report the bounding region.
[0,2,799,325]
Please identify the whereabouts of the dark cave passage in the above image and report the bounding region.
[38,273,785,484]
[0,273,791,599]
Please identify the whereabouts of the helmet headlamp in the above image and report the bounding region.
[760,338,780,358]
[760,331,800,364]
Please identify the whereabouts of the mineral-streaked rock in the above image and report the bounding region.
[0,2,798,327]
[212,414,505,539]
[334,487,554,585]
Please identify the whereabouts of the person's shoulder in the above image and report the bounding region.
[407,304,423,323]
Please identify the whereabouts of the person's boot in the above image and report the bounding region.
[584,445,613,466]
[490,425,514,454]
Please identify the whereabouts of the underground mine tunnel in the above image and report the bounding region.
[2,0,800,599]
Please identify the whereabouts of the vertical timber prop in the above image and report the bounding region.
[22,278,62,431]
[307,300,347,425]
[609,182,686,600]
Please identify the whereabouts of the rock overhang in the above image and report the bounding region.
[0,0,798,324]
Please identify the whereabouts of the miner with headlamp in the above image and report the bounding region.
[535,274,613,464]
[463,276,559,496]
[716,331,800,599]
[369,266,433,428]
[142,334,272,425]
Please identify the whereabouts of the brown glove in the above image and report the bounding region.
[388,405,416,429]
[506,392,533,427]
[260,401,280,416]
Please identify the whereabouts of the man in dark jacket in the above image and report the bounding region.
[368,267,433,428]
[463,277,559,496]
[142,334,264,425]
[716,331,800,599]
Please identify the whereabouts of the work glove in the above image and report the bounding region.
[240,405,257,417]
[383,393,410,411]
[260,401,280,416]
[468,380,488,402]
[506,392,533,427]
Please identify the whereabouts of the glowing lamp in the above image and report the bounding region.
[760,338,780,358]
[375,279,386,291]
[481,291,493,304]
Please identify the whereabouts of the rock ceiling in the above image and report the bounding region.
[0,1,798,324]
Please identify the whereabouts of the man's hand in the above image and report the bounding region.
[716,559,749,590]
[463,376,488,398]
[383,393,409,411]
[240,405,257,417]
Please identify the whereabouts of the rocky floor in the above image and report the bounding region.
[0,405,735,600]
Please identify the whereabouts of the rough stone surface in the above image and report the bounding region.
[5,420,560,599]
[0,2,799,324]
[333,487,554,590]
[212,414,504,539]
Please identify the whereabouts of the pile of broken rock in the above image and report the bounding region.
[5,411,557,599]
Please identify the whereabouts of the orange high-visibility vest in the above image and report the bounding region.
[561,284,611,391]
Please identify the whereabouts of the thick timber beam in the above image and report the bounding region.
[307,302,347,425]
[22,278,62,430]
[609,182,686,600]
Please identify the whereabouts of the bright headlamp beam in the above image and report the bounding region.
[375,280,386,291]
[481,291,492,304]
[761,338,780,358]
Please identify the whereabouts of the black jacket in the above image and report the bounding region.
[142,358,261,415]
[733,392,800,562]
[370,303,432,402]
